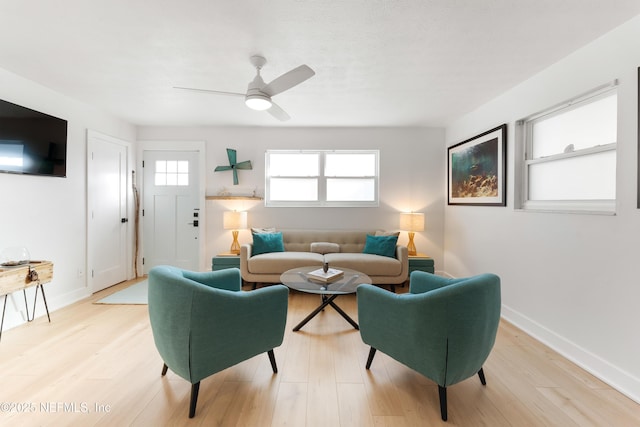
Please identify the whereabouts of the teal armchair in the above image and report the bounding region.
[148,266,288,418]
[357,271,501,421]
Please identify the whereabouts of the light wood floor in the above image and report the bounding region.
[1,279,639,426]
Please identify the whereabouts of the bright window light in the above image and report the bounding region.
[327,178,375,201]
[269,153,319,176]
[266,150,379,207]
[155,160,189,186]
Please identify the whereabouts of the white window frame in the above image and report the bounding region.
[265,149,379,207]
[515,81,618,215]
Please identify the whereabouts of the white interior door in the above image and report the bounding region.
[143,150,201,273]
[87,131,129,292]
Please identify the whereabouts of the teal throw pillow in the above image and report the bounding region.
[362,234,398,258]
[252,232,285,256]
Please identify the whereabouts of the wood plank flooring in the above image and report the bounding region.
[0,279,638,426]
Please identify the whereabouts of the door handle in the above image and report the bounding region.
[121,218,128,223]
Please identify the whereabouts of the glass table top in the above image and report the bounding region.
[280,266,372,295]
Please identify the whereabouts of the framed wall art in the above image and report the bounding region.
[448,124,507,206]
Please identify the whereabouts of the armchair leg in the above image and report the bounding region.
[268,349,278,373]
[365,347,377,369]
[161,363,168,376]
[438,385,448,421]
[478,368,486,385]
[189,382,200,418]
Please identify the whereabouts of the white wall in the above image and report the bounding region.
[444,16,640,402]
[0,68,136,331]
[136,126,446,271]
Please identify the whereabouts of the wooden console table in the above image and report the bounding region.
[0,260,53,342]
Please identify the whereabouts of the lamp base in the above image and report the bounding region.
[229,230,240,255]
[407,231,417,256]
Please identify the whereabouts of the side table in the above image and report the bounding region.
[212,253,240,271]
[408,253,435,280]
[0,260,53,342]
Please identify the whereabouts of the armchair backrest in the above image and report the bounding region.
[424,274,501,386]
[147,265,242,383]
[148,266,201,381]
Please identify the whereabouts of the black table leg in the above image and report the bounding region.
[24,284,51,323]
[292,294,335,331]
[327,299,359,330]
[293,294,358,331]
[0,295,7,343]
[37,284,51,322]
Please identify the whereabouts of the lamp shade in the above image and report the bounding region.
[400,212,425,232]
[223,211,247,230]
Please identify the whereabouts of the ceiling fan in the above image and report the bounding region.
[174,55,315,121]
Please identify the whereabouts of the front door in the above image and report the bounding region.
[142,150,200,272]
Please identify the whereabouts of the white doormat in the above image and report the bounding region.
[95,280,148,305]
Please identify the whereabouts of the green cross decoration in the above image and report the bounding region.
[214,148,252,185]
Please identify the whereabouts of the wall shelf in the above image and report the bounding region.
[206,196,263,201]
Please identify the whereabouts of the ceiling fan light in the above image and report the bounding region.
[245,94,272,111]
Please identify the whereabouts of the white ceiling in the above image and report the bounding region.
[1,1,639,127]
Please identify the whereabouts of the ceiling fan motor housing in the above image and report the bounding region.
[245,73,272,110]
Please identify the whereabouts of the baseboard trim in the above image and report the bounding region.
[502,304,640,404]
[47,287,91,312]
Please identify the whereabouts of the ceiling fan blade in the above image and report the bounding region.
[174,86,245,97]
[262,65,315,97]
[214,165,232,172]
[266,102,290,121]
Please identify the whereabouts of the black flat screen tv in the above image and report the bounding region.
[0,98,68,177]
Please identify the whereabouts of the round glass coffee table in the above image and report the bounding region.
[280,266,371,331]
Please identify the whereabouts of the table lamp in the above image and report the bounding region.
[223,211,247,255]
[400,212,424,256]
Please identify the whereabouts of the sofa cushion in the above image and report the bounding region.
[252,227,277,234]
[375,230,400,237]
[248,251,324,274]
[252,232,285,255]
[310,242,340,254]
[281,230,375,252]
[363,234,398,258]
[325,253,402,276]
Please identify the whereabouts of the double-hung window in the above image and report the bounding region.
[517,81,617,214]
[265,150,379,207]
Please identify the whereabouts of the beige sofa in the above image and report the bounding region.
[240,229,408,289]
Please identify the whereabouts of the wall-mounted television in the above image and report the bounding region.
[0,98,68,177]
